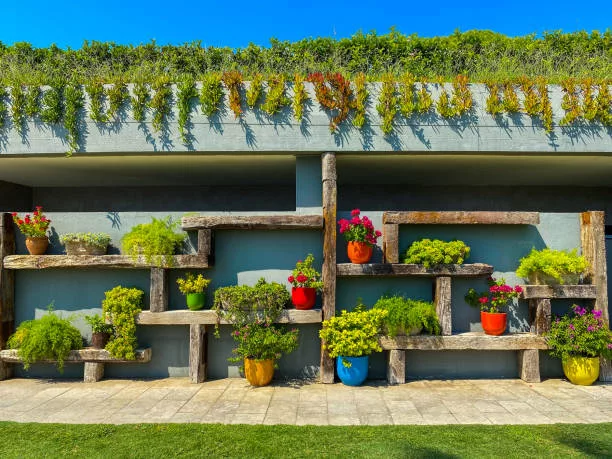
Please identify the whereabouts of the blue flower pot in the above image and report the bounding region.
[336,356,368,386]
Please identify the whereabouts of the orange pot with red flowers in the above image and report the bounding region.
[338,209,381,264]
[288,254,323,310]
[465,277,523,336]
[12,206,52,255]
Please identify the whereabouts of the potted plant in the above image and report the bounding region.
[546,305,612,386]
[288,254,323,310]
[516,248,589,285]
[121,216,185,267]
[319,307,388,386]
[176,273,211,310]
[84,314,114,349]
[465,277,523,335]
[373,295,441,336]
[403,239,470,268]
[60,232,112,255]
[11,206,51,255]
[7,305,82,372]
[102,286,144,360]
[338,209,382,264]
[229,318,299,386]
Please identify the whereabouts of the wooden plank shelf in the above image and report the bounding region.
[337,263,493,277]
[2,254,208,270]
[379,332,547,351]
[520,284,597,299]
[182,215,323,230]
[383,211,540,225]
[0,347,152,363]
[137,309,323,325]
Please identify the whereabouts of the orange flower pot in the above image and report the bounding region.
[25,236,49,255]
[291,287,316,310]
[244,358,275,386]
[347,241,373,264]
[480,311,507,336]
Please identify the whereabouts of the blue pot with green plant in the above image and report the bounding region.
[336,356,369,386]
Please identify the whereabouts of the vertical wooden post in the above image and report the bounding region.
[580,211,610,381]
[529,298,552,335]
[189,324,207,383]
[387,350,406,384]
[149,268,168,313]
[434,276,452,335]
[517,349,541,383]
[84,362,105,382]
[0,213,15,380]
[197,229,213,264]
[320,152,337,384]
[382,223,399,263]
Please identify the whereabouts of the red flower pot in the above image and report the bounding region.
[347,241,373,264]
[292,287,316,310]
[481,311,507,336]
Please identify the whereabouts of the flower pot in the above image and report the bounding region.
[347,241,373,264]
[64,241,107,256]
[91,332,111,349]
[186,293,206,310]
[480,311,507,336]
[25,236,49,255]
[291,287,316,310]
[244,358,274,386]
[562,356,600,386]
[336,355,368,386]
[527,272,580,286]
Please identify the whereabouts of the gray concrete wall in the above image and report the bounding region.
[0,180,32,210]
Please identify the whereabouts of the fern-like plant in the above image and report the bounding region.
[10,84,27,135]
[121,217,186,267]
[200,73,224,117]
[373,295,441,336]
[131,81,149,122]
[40,84,63,124]
[246,73,263,109]
[292,73,308,122]
[107,81,128,120]
[261,74,289,116]
[352,72,367,129]
[86,80,108,123]
[63,82,84,155]
[222,70,243,118]
[376,73,397,134]
[150,76,172,132]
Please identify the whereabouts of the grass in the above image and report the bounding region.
[0,422,610,458]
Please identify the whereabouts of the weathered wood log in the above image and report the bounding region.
[520,285,597,299]
[435,276,452,336]
[137,309,323,325]
[150,268,168,313]
[182,215,323,230]
[0,362,12,380]
[320,152,337,384]
[387,349,406,385]
[382,223,399,263]
[383,211,540,225]
[3,254,208,269]
[189,324,207,384]
[517,349,541,383]
[197,229,212,255]
[529,298,552,335]
[580,212,608,323]
[379,333,548,350]
[336,263,493,277]
[0,348,152,363]
[84,362,105,383]
[0,213,15,353]
[600,358,612,382]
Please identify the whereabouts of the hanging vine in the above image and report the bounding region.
[107,81,128,120]
[582,79,597,121]
[398,73,416,117]
[560,78,582,126]
[85,81,108,123]
[200,73,223,117]
[177,76,197,143]
[246,73,263,109]
[25,86,40,118]
[436,83,454,118]
[10,85,26,135]
[416,82,433,113]
[502,82,520,113]
[40,84,63,124]
[150,76,172,132]
[131,81,149,122]
[485,82,504,116]
[63,82,84,155]
[307,72,354,132]
[352,73,367,128]
[0,87,7,129]
[450,74,473,116]
[520,77,553,132]
[292,73,308,122]
[537,77,553,132]
[261,74,290,116]
[594,81,612,126]
[222,71,243,118]
[376,73,398,134]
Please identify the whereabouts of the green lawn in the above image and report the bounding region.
[0,422,610,458]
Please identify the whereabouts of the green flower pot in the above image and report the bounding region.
[186,293,205,310]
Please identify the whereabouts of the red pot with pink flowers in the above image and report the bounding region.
[465,277,523,335]
[338,209,382,264]
[288,254,323,310]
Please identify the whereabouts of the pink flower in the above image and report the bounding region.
[350,216,360,225]
[351,209,360,217]
[288,275,295,283]
[375,230,382,237]
[514,285,523,293]
[593,310,602,319]
[478,297,488,304]
[296,274,308,284]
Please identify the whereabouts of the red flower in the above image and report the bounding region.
[375,230,382,237]
[11,212,16,217]
[288,275,295,283]
[350,216,360,225]
[514,285,523,293]
[296,274,308,284]
[478,297,488,304]
[351,209,360,217]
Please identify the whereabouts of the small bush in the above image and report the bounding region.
[373,296,440,336]
[121,217,185,267]
[516,248,589,284]
[403,239,470,268]
[102,286,144,360]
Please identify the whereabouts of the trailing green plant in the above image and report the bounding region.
[403,239,470,268]
[107,81,128,120]
[246,73,263,109]
[582,79,598,121]
[7,305,82,371]
[516,248,589,284]
[352,72,367,128]
[101,286,144,360]
[261,74,290,116]
[502,82,520,113]
[287,254,323,290]
[59,232,111,249]
[0,87,7,129]
[398,73,416,117]
[416,82,433,113]
[40,84,63,124]
[450,74,473,116]
[537,77,553,132]
[176,76,197,143]
[176,272,211,295]
[63,82,84,155]
[292,73,308,122]
[436,86,454,118]
[24,86,40,117]
[307,72,354,132]
[229,319,299,363]
[85,80,108,123]
[150,76,172,132]
[222,70,243,118]
[131,81,149,122]
[84,314,114,335]
[560,79,582,126]
[10,84,27,135]
[319,308,388,367]
[594,81,612,126]
[376,73,397,134]
[121,216,186,267]
[199,73,224,117]
[373,295,441,336]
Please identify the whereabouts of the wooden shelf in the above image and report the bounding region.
[182,215,323,230]
[2,254,208,269]
[137,309,323,325]
[379,332,547,351]
[520,284,597,299]
[337,263,493,277]
[383,211,540,225]
[0,348,152,363]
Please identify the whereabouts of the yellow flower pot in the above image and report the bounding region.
[562,356,600,386]
[244,358,274,386]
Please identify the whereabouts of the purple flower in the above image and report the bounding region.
[593,310,603,319]
[608,344,612,350]
[574,305,586,316]
[569,324,575,331]
[587,326,594,332]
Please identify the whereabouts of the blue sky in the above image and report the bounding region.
[1,0,611,49]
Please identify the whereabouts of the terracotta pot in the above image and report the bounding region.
[25,236,49,255]
[244,358,274,386]
[562,356,600,386]
[347,241,373,264]
[480,311,507,336]
[91,332,110,349]
[291,287,316,310]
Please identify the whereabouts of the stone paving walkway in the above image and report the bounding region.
[0,377,611,425]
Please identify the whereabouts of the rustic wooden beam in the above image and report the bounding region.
[137,309,323,325]
[0,348,152,363]
[517,349,541,383]
[520,285,597,299]
[434,276,453,335]
[84,362,105,383]
[529,298,552,335]
[189,324,207,384]
[337,263,493,277]
[3,254,208,269]
[382,223,399,263]
[0,213,15,381]
[320,152,337,384]
[379,333,548,351]
[150,268,168,313]
[387,350,406,384]
[383,211,540,225]
[197,229,213,260]
[182,215,324,230]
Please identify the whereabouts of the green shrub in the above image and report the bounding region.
[229,320,299,363]
[373,295,441,336]
[101,286,144,360]
[403,239,470,268]
[121,217,185,267]
[516,248,589,284]
[7,307,82,371]
[176,273,211,295]
[84,314,114,334]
